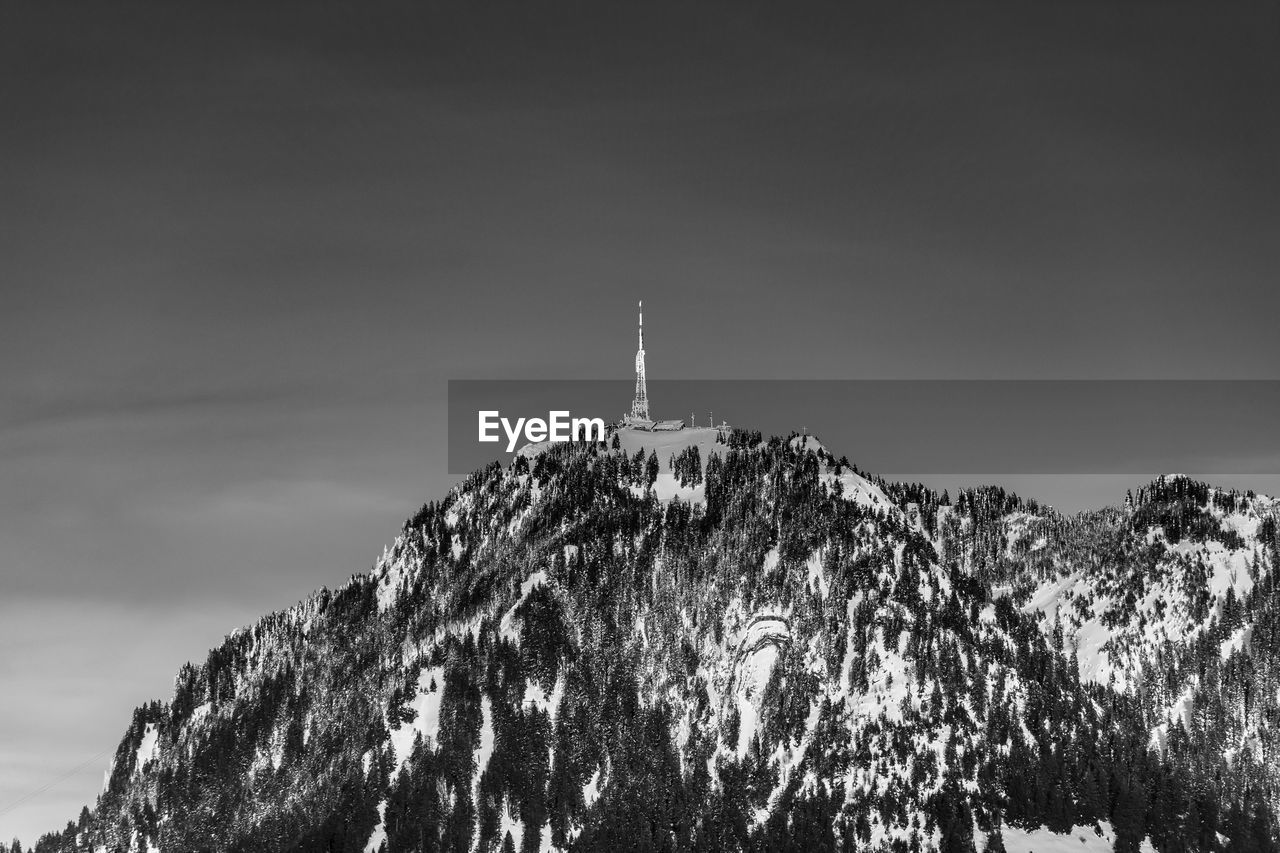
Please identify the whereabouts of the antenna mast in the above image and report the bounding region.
[630,301,649,421]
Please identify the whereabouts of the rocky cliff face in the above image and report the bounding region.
[30,429,1280,853]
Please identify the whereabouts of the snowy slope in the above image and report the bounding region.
[46,442,1257,853]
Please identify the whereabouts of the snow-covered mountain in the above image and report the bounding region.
[985,476,1280,850]
[21,429,1280,853]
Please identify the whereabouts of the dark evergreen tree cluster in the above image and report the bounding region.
[669,445,703,488]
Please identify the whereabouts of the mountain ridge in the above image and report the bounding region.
[19,429,1280,853]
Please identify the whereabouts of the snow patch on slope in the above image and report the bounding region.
[499,570,548,643]
[390,666,446,772]
[469,696,495,852]
[976,820,1156,853]
[364,800,387,853]
[134,723,159,774]
[732,617,789,759]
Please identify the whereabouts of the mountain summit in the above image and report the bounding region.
[25,430,1280,853]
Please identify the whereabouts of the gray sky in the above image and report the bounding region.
[3,1,1280,842]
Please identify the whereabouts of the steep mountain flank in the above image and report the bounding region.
[25,432,1280,853]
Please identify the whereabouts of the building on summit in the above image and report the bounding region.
[621,301,684,431]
